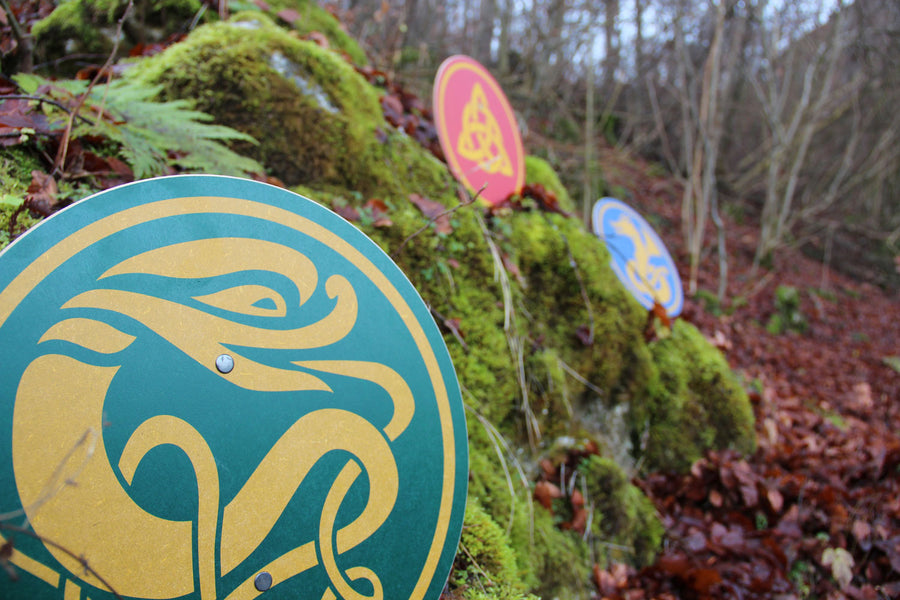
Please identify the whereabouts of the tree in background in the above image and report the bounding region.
[335,0,899,291]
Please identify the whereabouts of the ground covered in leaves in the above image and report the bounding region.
[587,149,900,600]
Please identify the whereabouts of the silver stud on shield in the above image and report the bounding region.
[216,353,235,373]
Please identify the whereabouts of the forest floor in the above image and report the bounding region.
[587,146,900,599]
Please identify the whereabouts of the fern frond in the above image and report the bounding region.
[13,74,264,179]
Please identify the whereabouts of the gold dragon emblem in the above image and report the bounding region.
[1,195,459,600]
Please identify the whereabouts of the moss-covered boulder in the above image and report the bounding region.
[634,320,757,472]
[579,455,664,566]
[32,0,202,68]
[451,501,537,600]
[30,0,365,75]
[524,155,575,214]
[125,13,414,191]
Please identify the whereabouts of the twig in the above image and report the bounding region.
[53,0,134,176]
[0,524,122,599]
[32,54,109,71]
[0,429,98,522]
[556,357,605,397]
[457,541,491,594]
[391,183,485,259]
[429,306,469,351]
[0,95,96,125]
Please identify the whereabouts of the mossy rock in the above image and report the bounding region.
[125,13,428,194]
[629,319,757,472]
[31,0,202,70]
[524,155,574,214]
[247,0,367,64]
[451,501,536,600]
[578,455,663,567]
[503,210,647,439]
[30,0,364,76]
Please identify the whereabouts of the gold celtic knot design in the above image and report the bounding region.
[456,83,513,176]
[10,236,413,600]
[611,214,674,306]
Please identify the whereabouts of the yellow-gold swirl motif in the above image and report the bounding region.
[10,236,413,600]
[611,214,673,307]
[456,83,513,176]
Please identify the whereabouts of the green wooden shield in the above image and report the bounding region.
[0,175,468,600]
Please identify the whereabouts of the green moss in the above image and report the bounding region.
[125,14,429,195]
[249,0,367,64]
[630,320,757,472]
[524,155,575,214]
[505,211,646,438]
[466,405,594,599]
[32,0,202,69]
[0,147,46,250]
[578,455,663,567]
[124,14,372,187]
[527,508,593,600]
[452,500,536,600]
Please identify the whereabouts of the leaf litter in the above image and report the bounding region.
[591,147,900,599]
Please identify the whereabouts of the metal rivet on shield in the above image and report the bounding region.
[215,354,234,374]
[254,571,273,592]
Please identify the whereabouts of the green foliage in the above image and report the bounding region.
[766,284,808,334]
[14,73,263,179]
[789,559,815,597]
[598,112,621,144]
[694,289,722,316]
[551,116,581,143]
[883,356,900,374]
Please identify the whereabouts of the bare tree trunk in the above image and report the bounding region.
[402,0,420,46]
[750,0,851,269]
[675,1,735,297]
[584,49,596,227]
[475,0,497,66]
[634,0,643,79]
[673,6,697,267]
[603,0,620,93]
[498,0,513,74]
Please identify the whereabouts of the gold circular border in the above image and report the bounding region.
[0,196,458,600]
